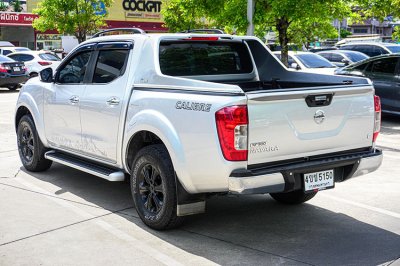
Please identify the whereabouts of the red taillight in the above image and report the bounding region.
[183,37,219,41]
[373,95,381,143]
[38,61,52,66]
[0,64,8,73]
[216,105,248,161]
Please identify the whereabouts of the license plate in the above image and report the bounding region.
[304,170,334,192]
[13,67,20,71]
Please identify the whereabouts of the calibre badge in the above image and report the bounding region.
[175,101,212,112]
[314,110,326,124]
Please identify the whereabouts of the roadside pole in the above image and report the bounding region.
[247,0,255,36]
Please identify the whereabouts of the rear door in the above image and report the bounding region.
[246,85,375,165]
[79,42,132,163]
[364,56,400,113]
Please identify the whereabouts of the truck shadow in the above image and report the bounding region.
[0,88,19,94]
[22,164,400,266]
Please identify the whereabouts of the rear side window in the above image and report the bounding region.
[367,57,398,74]
[159,41,253,76]
[39,53,60,61]
[3,50,12,56]
[92,49,129,83]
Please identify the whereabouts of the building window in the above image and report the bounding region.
[353,28,368,34]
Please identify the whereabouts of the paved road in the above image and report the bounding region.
[0,88,399,266]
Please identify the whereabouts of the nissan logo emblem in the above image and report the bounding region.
[314,110,326,124]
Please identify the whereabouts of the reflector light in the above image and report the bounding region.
[215,105,248,161]
[373,95,381,143]
[38,61,52,66]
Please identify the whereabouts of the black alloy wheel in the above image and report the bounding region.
[17,115,52,172]
[19,124,34,164]
[131,144,183,230]
[138,164,165,215]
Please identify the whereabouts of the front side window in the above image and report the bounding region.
[92,49,129,83]
[318,53,332,61]
[58,51,92,84]
[331,54,344,62]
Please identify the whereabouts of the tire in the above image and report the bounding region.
[29,72,38,79]
[131,144,183,230]
[17,115,52,172]
[270,190,317,205]
[7,85,18,91]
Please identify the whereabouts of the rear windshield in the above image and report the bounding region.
[296,54,336,68]
[159,41,253,76]
[39,53,61,61]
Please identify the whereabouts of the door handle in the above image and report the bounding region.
[69,95,79,104]
[107,97,120,106]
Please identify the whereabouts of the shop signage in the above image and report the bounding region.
[107,0,163,22]
[0,12,38,26]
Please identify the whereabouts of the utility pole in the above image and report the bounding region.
[247,0,255,36]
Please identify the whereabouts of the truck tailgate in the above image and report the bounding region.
[247,85,375,166]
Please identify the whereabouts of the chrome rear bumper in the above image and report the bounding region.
[229,148,382,194]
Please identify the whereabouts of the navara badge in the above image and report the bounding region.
[314,110,326,124]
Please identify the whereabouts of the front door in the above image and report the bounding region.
[79,43,132,162]
[43,47,94,152]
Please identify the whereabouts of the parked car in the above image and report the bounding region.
[335,54,400,115]
[316,50,369,67]
[338,42,400,57]
[308,46,338,53]
[273,51,337,74]
[7,51,61,78]
[0,55,28,90]
[0,42,30,56]
[15,32,382,230]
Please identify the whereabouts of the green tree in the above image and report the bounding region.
[11,0,23,12]
[0,1,7,11]
[162,0,352,66]
[357,0,400,40]
[32,0,113,43]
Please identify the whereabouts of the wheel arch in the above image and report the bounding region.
[15,101,48,147]
[123,110,195,192]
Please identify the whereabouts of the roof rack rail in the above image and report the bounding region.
[180,29,225,34]
[92,28,146,38]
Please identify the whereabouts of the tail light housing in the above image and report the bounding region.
[215,105,248,161]
[38,61,52,66]
[373,95,381,143]
[0,64,10,73]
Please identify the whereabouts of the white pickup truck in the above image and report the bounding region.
[15,32,383,230]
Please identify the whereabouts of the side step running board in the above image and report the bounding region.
[45,151,125,182]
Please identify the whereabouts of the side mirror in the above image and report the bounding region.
[291,62,301,70]
[40,67,54,83]
[341,59,350,66]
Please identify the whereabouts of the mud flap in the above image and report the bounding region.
[175,174,206,216]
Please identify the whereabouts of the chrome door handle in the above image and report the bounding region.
[69,95,79,104]
[107,97,120,106]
